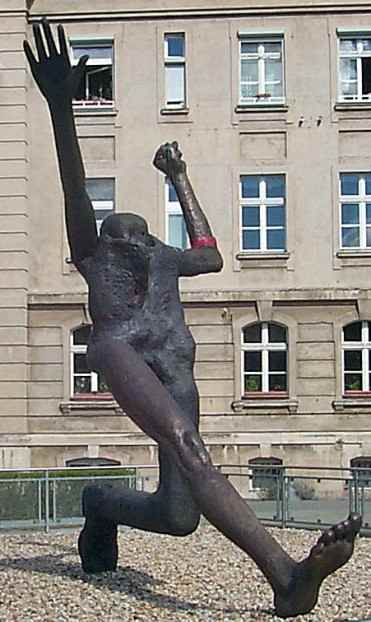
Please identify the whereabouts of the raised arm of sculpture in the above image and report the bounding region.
[153,142,223,276]
[24,19,98,267]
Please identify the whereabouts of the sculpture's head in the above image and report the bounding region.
[100,213,155,251]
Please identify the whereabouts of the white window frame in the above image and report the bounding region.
[70,327,101,396]
[240,175,286,252]
[239,35,285,105]
[338,34,371,102]
[241,322,288,395]
[339,173,371,249]
[86,177,115,234]
[342,320,371,393]
[165,179,188,249]
[70,39,114,109]
[164,33,186,109]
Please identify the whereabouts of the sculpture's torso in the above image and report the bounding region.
[80,236,195,382]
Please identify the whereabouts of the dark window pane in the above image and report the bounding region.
[241,42,258,54]
[86,178,114,202]
[269,323,287,343]
[244,351,262,372]
[242,229,260,249]
[241,176,259,198]
[74,376,91,394]
[367,204,371,224]
[269,351,287,372]
[341,174,359,196]
[344,322,362,341]
[73,325,91,345]
[243,324,262,343]
[168,183,178,202]
[366,177,371,196]
[98,373,110,392]
[341,203,359,224]
[267,205,285,226]
[244,374,262,392]
[344,373,362,391]
[74,353,90,374]
[265,175,285,198]
[366,227,371,247]
[341,226,359,247]
[242,206,260,227]
[362,58,371,96]
[267,229,285,250]
[269,374,287,391]
[166,34,184,57]
[344,350,362,371]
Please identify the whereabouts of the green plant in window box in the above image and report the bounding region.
[245,377,259,392]
[348,378,362,391]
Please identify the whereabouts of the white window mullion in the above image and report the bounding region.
[258,47,265,94]
[262,348,269,392]
[362,348,368,391]
[357,56,363,99]
[360,201,367,247]
[91,371,98,392]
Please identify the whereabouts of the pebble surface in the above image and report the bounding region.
[0,522,369,622]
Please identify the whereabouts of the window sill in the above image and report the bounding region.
[237,251,289,269]
[59,396,123,415]
[235,104,288,113]
[160,107,190,116]
[335,102,371,112]
[231,396,298,414]
[337,249,371,258]
[333,395,371,412]
[73,104,118,117]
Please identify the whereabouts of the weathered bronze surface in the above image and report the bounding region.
[24,20,361,617]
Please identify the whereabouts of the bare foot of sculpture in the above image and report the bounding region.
[274,514,361,618]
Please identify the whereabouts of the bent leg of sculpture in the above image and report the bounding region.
[79,376,201,573]
[81,338,361,616]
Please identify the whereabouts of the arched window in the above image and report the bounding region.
[66,457,121,467]
[248,456,283,492]
[342,320,371,393]
[242,322,287,395]
[350,456,371,487]
[70,325,110,397]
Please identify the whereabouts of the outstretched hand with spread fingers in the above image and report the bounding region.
[23,18,88,104]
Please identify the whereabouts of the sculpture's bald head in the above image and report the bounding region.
[101,213,149,240]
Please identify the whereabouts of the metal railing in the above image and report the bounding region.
[0,464,369,535]
[220,464,371,536]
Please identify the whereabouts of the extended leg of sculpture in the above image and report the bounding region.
[88,338,361,618]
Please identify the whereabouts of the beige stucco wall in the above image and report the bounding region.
[1,0,371,472]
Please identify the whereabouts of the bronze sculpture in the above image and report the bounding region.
[24,20,361,618]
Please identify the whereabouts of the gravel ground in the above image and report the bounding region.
[0,522,369,622]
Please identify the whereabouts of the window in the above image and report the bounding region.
[239,36,284,105]
[86,178,115,233]
[165,179,188,249]
[339,173,371,249]
[350,456,371,487]
[248,457,282,494]
[342,320,371,393]
[71,40,114,108]
[66,457,121,467]
[71,325,109,396]
[164,33,186,109]
[240,175,286,252]
[338,36,371,102]
[242,322,288,394]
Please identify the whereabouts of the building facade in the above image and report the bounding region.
[1,0,371,487]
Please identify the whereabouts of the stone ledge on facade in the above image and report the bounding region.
[231,397,299,414]
[236,251,289,269]
[334,102,371,112]
[333,398,371,412]
[160,107,190,116]
[235,104,288,114]
[59,400,123,416]
[28,288,371,306]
